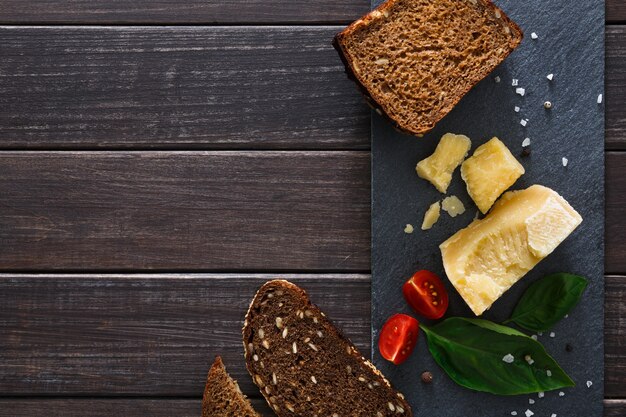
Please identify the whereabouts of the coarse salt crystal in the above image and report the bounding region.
[551,414,557,417]
[565,314,569,318]
[562,158,568,167]
[547,370,552,377]
[538,391,545,398]
[531,334,538,340]
[559,391,565,397]
[525,409,534,417]
[586,380,593,388]
[512,79,519,86]
[516,87,526,96]
[502,354,515,363]
[511,412,518,416]
[550,331,556,337]
[531,32,538,39]
[522,138,531,147]
[495,76,501,83]
[520,119,528,127]
[529,399,535,405]
[547,73,554,81]
[597,94,603,104]
[515,106,520,112]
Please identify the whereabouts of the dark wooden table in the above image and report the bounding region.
[0,1,624,416]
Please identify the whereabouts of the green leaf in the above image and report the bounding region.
[421,317,574,395]
[507,273,588,332]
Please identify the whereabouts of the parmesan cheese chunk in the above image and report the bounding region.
[421,201,441,230]
[416,133,471,193]
[440,185,582,316]
[461,137,525,214]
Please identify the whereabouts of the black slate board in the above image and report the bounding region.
[371,1,605,416]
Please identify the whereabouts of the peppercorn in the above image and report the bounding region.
[421,371,433,383]
[521,146,531,157]
[565,343,573,352]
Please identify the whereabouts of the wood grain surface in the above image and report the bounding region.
[0,274,371,395]
[0,274,622,397]
[0,0,623,23]
[1,25,624,150]
[0,26,369,150]
[0,151,623,271]
[0,151,370,271]
[1,399,624,417]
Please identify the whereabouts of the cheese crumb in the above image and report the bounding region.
[515,106,520,112]
[520,119,528,127]
[421,201,441,230]
[525,409,534,417]
[441,196,466,217]
[597,94,603,104]
[531,32,538,39]
[495,76,501,83]
[502,354,515,363]
[512,79,519,86]
[586,380,593,388]
[547,73,554,81]
[558,391,565,397]
[516,88,526,96]
[561,158,568,167]
[404,224,414,234]
[522,138,531,147]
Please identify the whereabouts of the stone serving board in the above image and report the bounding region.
[371,1,605,416]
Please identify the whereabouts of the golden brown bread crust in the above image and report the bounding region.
[242,279,412,417]
[333,0,524,136]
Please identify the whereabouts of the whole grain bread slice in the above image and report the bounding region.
[243,280,412,417]
[334,0,523,136]
[202,356,261,417]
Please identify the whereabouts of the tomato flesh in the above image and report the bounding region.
[403,270,449,320]
[378,314,419,365]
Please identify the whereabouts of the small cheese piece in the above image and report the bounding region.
[416,133,472,193]
[421,201,441,230]
[441,196,465,217]
[440,185,582,316]
[461,137,525,214]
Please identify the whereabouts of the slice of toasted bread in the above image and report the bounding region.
[243,279,412,416]
[202,356,261,417]
[333,0,523,136]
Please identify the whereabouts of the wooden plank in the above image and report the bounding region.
[605,275,626,397]
[0,26,369,150]
[607,1,626,22]
[0,1,369,24]
[606,152,626,273]
[606,26,626,150]
[0,274,623,397]
[0,0,623,24]
[0,274,371,396]
[1,399,624,417]
[0,151,370,271]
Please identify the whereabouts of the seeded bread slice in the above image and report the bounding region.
[333,0,523,136]
[202,356,261,417]
[243,280,412,417]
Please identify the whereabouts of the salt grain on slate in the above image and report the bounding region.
[586,380,593,388]
[515,106,520,112]
[529,399,535,405]
[520,119,528,127]
[502,354,515,363]
[597,94,603,104]
[516,88,526,96]
[512,79,519,86]
[547,73,554,81]
[511,412,518,416]
[495,76,501,83]
[531,32,538,39]
[538,391,545,398]
[531,334,538,340]
[547,370,552,377]
[522,138,531,147]
[525,409,534,417]
[561,158,568,167]
[559,391,565,397]
[551,414,557,417]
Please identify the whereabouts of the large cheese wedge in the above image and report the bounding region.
[440,185,582,316]
[461,137,525,214]
[416,133,471,193]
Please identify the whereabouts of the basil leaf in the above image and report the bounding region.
[507,273,588,332]
[421,318,574,395]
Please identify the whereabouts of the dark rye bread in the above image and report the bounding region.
[333,0,523,136]
[243,280,412,417]
[202,356,261,417]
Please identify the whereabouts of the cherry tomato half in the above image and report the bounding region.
[402,270,449,320]
[378,314,419,365]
